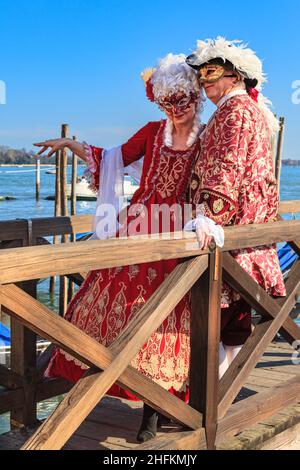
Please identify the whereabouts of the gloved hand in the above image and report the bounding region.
[184,214,225,250]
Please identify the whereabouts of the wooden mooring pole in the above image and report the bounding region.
[68,135,77,302]
[35,157,40,201]
[59,124,69,316]
[49,135,62,299]
[275,117,285,193]
[71,135,77,219]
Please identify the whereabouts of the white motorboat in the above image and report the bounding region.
[66,175,139,201]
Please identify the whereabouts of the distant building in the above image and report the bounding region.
[282,159,300,166]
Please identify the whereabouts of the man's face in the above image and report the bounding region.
[198,64,240,104]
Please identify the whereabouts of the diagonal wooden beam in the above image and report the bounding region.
[218,254,300,419]
[0,256,207,450]
[0,284,200,431]
[22,255,207,450]
[223,253,300,344]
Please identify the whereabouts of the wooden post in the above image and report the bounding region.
[271,114,278,165]
[71,135,77,218]
[35,157,40,201]
[10,282,37,428]
[49,144,62,299]
[275,117,285,193]
[60,124,69,220]
[190,249,222,449]
[59,124,69,316]
[68,136,77,302]
[10,224,38,428]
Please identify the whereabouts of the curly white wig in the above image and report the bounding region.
[141,53,204,147]
[151,53,202,102]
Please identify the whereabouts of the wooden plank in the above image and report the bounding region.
[36,378,72,402]
[259,422,300,450]
[138,427,206,451]
[218,404,300,450]
[0,388,24,414]
[276,214,300,256]
[66,272,86,286]
[223,253,300,344]
[0,215,93,242]
[0,364,23,390]
[22,256,207,450]
[189,251,221,449]
[218,263,300,419]
[279,200,300,214]
[0,220,28,241]
[0,201,295,244]
[139,377,300,450]
[60,124,69,219]
[33,215,93,237]
[10,280,37,428]
[0,202,296,245]
[190,271,209,416]
[0,378,71,415]
[1,219,300,284]
[64,434,107,451]
[0,284,201,441]
[204,250,222,449]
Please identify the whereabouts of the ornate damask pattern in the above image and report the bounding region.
[45,121,201,396]
[191,94,286,306]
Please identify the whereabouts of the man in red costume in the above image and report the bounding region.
[186,37,286,375]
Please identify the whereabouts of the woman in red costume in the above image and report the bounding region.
[34,53,204,442]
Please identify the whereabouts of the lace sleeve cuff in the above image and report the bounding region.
[83,142,103,193]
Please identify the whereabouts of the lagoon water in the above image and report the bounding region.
[0,164,299,435]
[1,164,299,220]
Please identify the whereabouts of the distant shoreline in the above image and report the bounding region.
[0,164,85,167]
[0,164,55,167]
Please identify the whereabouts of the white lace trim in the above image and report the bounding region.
[163,114,201,148]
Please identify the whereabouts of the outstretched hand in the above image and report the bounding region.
[33,138,68,158]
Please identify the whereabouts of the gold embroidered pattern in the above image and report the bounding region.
[190,179,199,190]
[213,198,224,213]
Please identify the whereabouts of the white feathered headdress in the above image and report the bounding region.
[186,37,266,89]
[186,37,279,135]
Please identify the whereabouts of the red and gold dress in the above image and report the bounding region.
[45,120,201,401]
[190,92,286,345]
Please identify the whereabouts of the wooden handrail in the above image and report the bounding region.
[0,219,300,284]
[0,199,299,242]
[0,214,93,241]
[279,200,300,214]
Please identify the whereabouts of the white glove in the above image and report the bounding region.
[184,214,224,248]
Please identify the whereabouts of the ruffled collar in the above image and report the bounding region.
[163,115,201,148]
[216,89,247,108]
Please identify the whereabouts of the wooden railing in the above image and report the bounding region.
[0,201,299,450]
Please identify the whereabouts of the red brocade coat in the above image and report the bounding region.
[190,93,286,307]
[45,120,201,400]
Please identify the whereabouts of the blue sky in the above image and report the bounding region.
[0,0,299,158]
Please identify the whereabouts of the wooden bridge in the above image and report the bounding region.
[0,200,299,450]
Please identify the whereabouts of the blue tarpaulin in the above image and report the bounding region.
[0,322,10,346]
